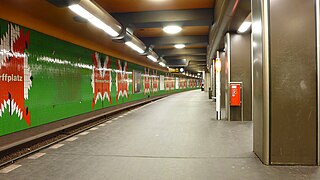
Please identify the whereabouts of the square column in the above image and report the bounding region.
[252,0,318,165]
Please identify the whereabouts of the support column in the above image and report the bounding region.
[225,33,252,121]
[216,51,222,120]
[252,0,317,165]
[204,72,211,92]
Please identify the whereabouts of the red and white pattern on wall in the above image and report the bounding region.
[165,73,169,90]
[192,79,197,88]
[0,24,32,126]
[165,73,175,91]
[91,53,112,109]
[179,78,185,89]
[144,68,151,94]
[151,70,158,93]
[171,76,175,90]
[116,60,129,102]
[188,79,193,88]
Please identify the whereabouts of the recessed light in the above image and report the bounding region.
[238,22,251,33]
[163,25,182,34]
[238,13,252,33]
[174,44,185,49]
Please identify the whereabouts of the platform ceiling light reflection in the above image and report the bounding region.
[0,49,27,58]
[174,44,185,49]
[36,56,94,70]
[68,4,119,37]
[163,25,182,34]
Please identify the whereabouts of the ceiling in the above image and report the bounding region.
[0,0,170,71]
[103,0,215,73]
[95,0,214,13]
[1,0,252,74]
[1,0,215,74]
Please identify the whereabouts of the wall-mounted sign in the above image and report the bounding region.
[169,68,180,73]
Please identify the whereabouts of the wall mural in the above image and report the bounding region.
[116,59,129,102]
[0,23,32,126]
[165,73,175,91]
[0,19,199,137]
[143,67,150,94]
[91,52,112,109]
[151,69,158,93]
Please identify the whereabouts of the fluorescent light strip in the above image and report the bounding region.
[125,41,145,54]
[147,55,158,62]
[238,22,252,33]
[88,17,119,37]
[68,4,93,19]
[159,62,166,67]
[68,4,119,37]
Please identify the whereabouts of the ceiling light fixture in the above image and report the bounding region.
[125,41,145,54]
[238,13,252,33]
[159,62,166,67]
[147,55,158,62]
[68,4,119,37]
[174,44,185,49]
[69,4,93,19]
[163,25,182,34]
[88,17,119,37]
[238,22,251,33]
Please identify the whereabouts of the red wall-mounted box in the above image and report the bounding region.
[230,84,241,106]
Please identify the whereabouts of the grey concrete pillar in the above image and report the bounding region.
[252,0,318,165]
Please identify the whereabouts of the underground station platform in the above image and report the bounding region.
[2,0,320,179]
[0,91,320,179]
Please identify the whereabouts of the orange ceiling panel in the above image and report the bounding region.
[0,0,167,71]
[134,26,209,37]
[96,0,214,13]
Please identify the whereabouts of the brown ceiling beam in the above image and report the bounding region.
[156,48,207,56]
[141,35,208,46]
[111,8,213,27]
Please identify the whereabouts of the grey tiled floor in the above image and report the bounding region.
[0,90,319,180]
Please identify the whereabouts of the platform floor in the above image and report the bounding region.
[1,90,320,180]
